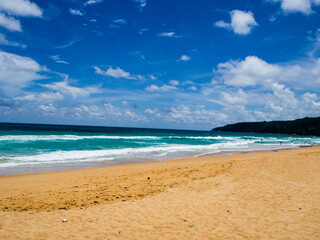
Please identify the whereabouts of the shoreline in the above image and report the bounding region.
[0,144,311,176]
[1,146,319,239]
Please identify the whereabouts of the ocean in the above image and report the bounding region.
[0,123,319,175]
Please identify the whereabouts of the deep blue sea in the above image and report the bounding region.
[0,123,319,175]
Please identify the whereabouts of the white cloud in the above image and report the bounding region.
[38,104,57,116]
[230,10,258,35]
[302,92,320,107]
[40,81,100,99]
[110,18,127,28]
[55,60,69,64]
[262,82,320,119]
[94,66,134,79]
[144,108,157,114]
[54,40,78,49]
[46,103,147,122]
[213,55,320,91]
[0,12,22,31]
[188,86,197,91]
[50,55,69,64]
[125,110,147,121]
[282,0,312,14]
[267,101,284,112]
[103,103,122,117]
[268,0,320,14]
[122,101,130,107]
[169,80,179,86]
[85,0,104,5]
[202,55,320,123]
[136,74,145,80]
[159,32,180,38]
[15,91,64,102]
[0,0,42,17]
[133,51,145,60]
[182,80,195,85]
[139,28,148,35]
[133,0,147,10]
[149,75,157,80]
[216,56,281,87]
[0,0,42,32]
[144,105,228,126]
[145,84,177,92]
[51,56,68,64]
[220,89,249,105]
[113,18,127,24]
[214,20,231,29]
[69,8,83,16]
[0,33,25,47]
[215,10,258,35]
[0,50,44,95]
[180,55,191,61]
[271,82,299,107]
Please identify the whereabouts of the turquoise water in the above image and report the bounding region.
[0,123,319,175]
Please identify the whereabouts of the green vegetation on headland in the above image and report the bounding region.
[212,117,320,136]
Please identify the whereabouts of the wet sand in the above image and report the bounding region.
[0,146,319,239]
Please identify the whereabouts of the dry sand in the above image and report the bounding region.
[0,146,319,239]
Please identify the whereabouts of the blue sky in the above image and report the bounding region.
[0,0,320,130]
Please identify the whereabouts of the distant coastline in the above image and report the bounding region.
[212,117,320,136]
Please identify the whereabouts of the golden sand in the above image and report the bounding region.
[0,146,319,239]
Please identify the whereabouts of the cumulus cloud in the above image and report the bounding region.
[215,10,258,35]
[180,55,191,61]
[200,55,320,124]
[213,55,320,91]
[94,66,135,79]
[0,0,42,17]
[0,50,44,95]
[302,92,320,107]
[215,56,281,87]
[220,89,249,105]
[268,0,320,15]
[270,82,299,108]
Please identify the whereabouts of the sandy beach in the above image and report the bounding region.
[0,146,319,239]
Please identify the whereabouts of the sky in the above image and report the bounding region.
[0,0,320,130]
